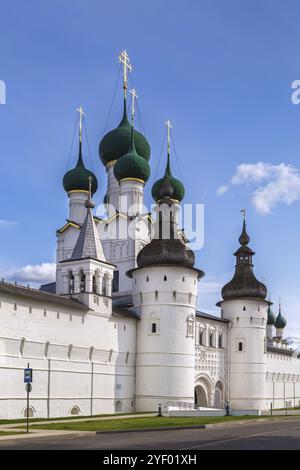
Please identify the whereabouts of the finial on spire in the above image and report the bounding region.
[76,106,85,142]
[85,176,95,210]
[129,88,138,125]
[165,120,172,156]
[239,209,250,246]
[118,50,133,97]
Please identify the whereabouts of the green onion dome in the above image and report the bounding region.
[152,153,185,203]
[99,99,150,166]
[274,308,287,329]
[113,127,150,183]
[63,142,98,195]
[267,305,276,325]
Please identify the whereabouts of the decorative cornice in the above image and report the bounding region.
[68,189,89,195]
[119,177,145,184]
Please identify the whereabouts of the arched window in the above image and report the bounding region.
[199,329,205,345]
[69,272,74,294]
[186,315,195,338]
[149,312,160,335]
[113,270,119,292]
[164,275,167,281]
[209,331,215,348]
[70,405,80,416]
[92,273,97,293]
[23,406,35,418]
[218,334,223,348]
[80,271,86,293]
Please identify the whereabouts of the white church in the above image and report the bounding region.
[0,52,299,420]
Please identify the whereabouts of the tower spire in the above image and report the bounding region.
[118,50,133,99]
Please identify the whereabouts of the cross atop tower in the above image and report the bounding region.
[129,88,138,124]
[240,208,246,220]
[165,120,172,155]
[76,106,85,141]
[118,50,133,95]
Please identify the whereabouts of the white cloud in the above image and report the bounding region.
[0,219,18,228]
[217,185,229,196]
[219,162,300,214]
[6,263,56,284]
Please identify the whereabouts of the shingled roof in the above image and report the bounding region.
[0,281,88,311]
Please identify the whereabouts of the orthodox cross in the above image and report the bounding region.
[129,88,138,124]
[118,50,132,95]
[165,120,172,155]
[240,208,246,220]
[76,106,85,142]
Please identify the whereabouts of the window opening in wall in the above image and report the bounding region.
[164,275,167,281]
[238,342,243,351]
[24,406,34,418]
[92,274,97,293]
[151,323,157,333]
[70,406,80,416]
[80,272,86,293]
[113,270,119,292]
[219,334,223,348]
[69,272,74,294]
[199,330,204,345]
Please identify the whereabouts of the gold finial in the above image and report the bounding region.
[129,88,138,124]
[118,50,133,97]
[165,120,172,155]
[240,208,246,220]
[85,175,95,210]
[76,106,85,142]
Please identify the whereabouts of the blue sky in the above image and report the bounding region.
[1,0,300,334]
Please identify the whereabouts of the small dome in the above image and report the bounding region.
[99,99,150,166]
[63,142,98,195]
[267,305,276,325]
[113,127,150,183]
[152,154,185,203]
[221,219,267,301]
[274,309,287,329]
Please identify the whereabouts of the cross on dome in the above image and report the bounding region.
[165,120,172,155]
[129,88,138,124]
[76,106,85,141]
[118,50,133,94]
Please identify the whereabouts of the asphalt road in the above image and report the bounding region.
[1,418,300,450]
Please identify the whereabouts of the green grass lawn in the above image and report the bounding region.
[0,411,153,426]
[27,415,275,432]
[0,431,25,436]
